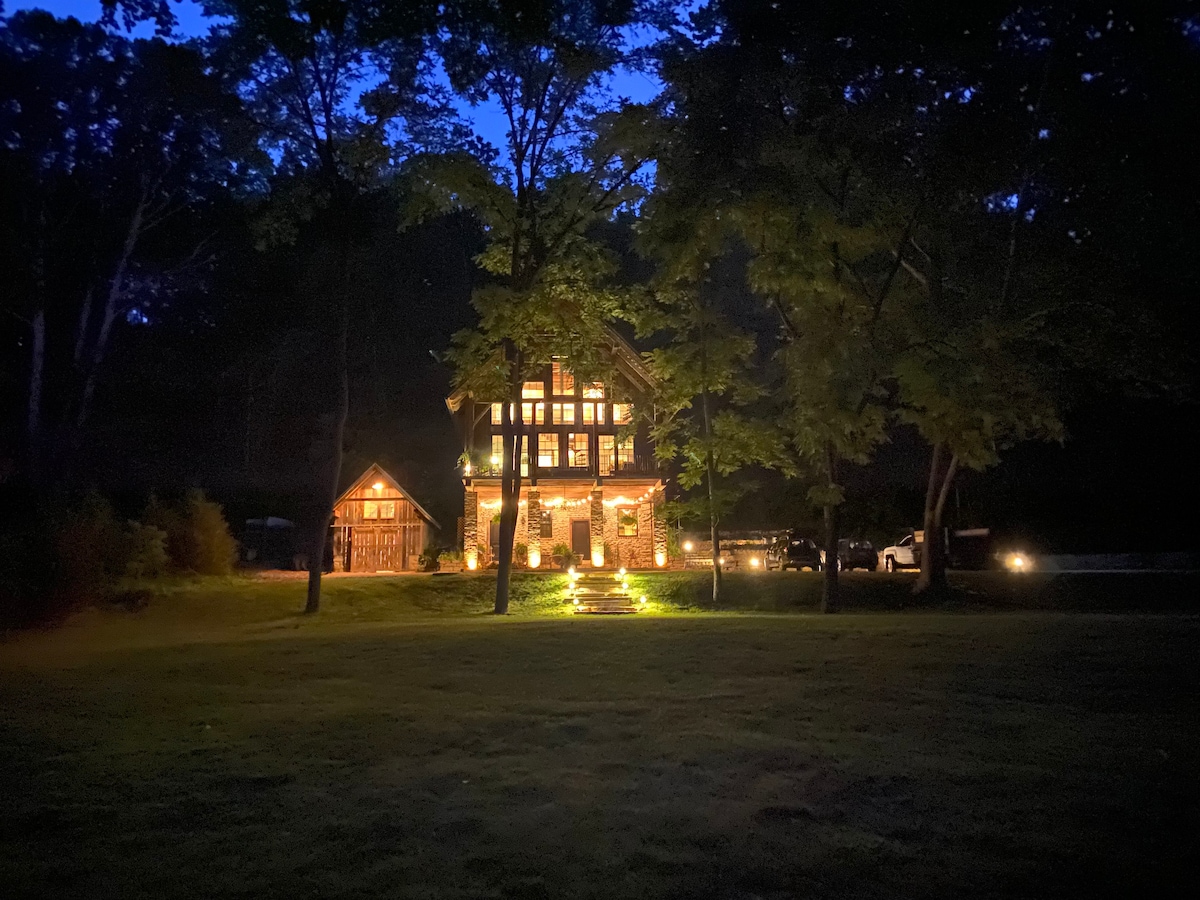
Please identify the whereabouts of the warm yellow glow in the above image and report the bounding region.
[1006,553,1032,573]
[372,481,384,491]
[622,581,629,590]
[466,555,478,571]
[568,566,576,576]
[528,549,541,569]
[572,598,579,606]
[640,595,647,604]
[718,557,726,566]
[750,557,760,567]
[683,541,694,553]
[655,551,666,567]
[618,567,627,577]
[591,549,605,567]
[490,455,500,465]
[463,461,472,476]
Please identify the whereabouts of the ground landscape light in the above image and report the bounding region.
[683,541,694,552]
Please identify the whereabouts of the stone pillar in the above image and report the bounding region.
[652,495,668,567]
[590,487,605,567]
[463,489,479,571]
[526,488,541,568]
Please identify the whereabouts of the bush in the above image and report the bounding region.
[550,542,579,571]
[514,542,528,567]
[418,545,442,572]
[55,491,127,602]
[146,490,237,575]
[123,521,169,579]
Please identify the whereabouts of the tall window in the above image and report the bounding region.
[616,437,634,472]
[598,435,615,476]
[552,402,575,425]
[537,432,560,468]
[582,402,605,425]
[617,507,639,536]
[521,402,545,425]
[540,510,554,538]
[551,360,574,396]
[522,381,545,399]
[490,434,504,470]
[613,403,633,424]
[491,402,502,424]
[583,382,605,399]
[568,433,589,468]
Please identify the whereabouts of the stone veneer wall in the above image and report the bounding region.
[463,490,478,569]
[600,501,655,569]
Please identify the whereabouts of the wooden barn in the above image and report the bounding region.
[330,464,439,573]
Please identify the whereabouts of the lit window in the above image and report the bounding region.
[616,437,634,472]
[540,510,554,538]
[537,433,559,468]
[568,433,589,468]
[617,507,638,537]
[522,381,545,399]
[520,436,528,476]
[613,403,632,424]
[520,402,545,425]
[583,382,605,399]
[552,403,575,425]
[552,360,575,396]
[491,434,504,472]
[599,435,615,476]
[583,403,606,425]
[491,402,502,424]
[363,500,395,520]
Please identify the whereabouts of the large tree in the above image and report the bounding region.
[413,0,668,613]
[0,10,255,485]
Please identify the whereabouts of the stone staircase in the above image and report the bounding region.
[570,570,641,614]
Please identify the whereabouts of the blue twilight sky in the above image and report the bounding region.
[6,0,667,159]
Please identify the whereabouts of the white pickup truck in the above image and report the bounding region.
[881,532,921,573]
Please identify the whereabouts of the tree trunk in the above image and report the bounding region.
[700,341,720,605]
[75,195,146,441]
[305,292,350,614]
[913,444,958,598]
[494,347,524,615]
[821,447,840,613]
[27,306,45,482]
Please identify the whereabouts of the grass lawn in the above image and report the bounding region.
[2,578,1199,898]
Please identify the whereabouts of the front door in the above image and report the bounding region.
[570,520,591,561]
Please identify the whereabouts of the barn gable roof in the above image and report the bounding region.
[335,463,440,531]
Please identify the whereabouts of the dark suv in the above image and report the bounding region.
[765,533,822,571]
[835,538,879,571]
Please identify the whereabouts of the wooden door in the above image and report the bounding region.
[570,520,590,560]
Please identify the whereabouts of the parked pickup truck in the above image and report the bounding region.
[882,528,997,573]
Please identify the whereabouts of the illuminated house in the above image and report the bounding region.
[446,328,668,571]
[330,463,439,572]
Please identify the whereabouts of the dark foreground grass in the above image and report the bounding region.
[3,609,1199,899]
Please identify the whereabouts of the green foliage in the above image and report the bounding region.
[513,543,528,567]
[550,543,579,570]
[145,490,238,576]
[123,521,169,580]
[418,544,442,573]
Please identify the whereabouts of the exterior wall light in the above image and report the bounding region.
[683,541,694,552]
[655,552,667,567]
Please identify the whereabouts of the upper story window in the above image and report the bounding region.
[522,381,545,399]
[613,403,633,424]
[364,500,396,520]
[521,402,546,425]
[598,435,614,476]
[552,403,575,425]
[537,432,559,468]
[551,360,574,396]
[583,382,605,399]
[582,402,605,425]
[616,437,635,471]
[568,433,589,468]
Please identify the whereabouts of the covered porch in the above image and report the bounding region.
[462,478,668,571]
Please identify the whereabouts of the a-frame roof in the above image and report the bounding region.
[444,324,658,414]
[335,463,440,531]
